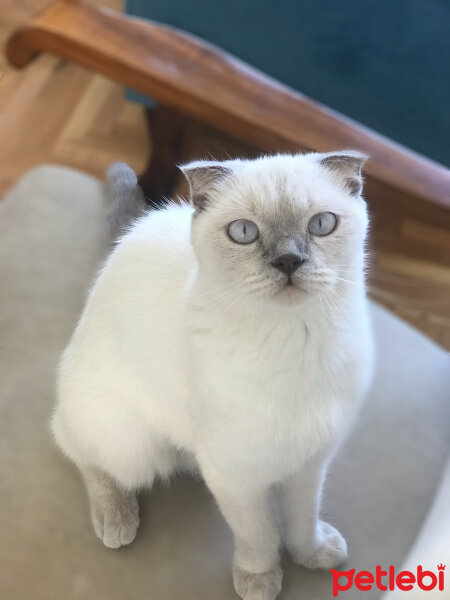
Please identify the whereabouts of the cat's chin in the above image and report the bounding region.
[272,283,308,306]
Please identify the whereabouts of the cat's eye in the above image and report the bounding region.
[227,219,259,244]
[308,212,338,237]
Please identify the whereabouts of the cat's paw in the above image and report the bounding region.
[233,564,283,600]
[289,521,347,570]
[91,493,140,549]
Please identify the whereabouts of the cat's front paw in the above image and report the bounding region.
[289,521,347,570]
[233,564,283,600]
[91,492,140,549]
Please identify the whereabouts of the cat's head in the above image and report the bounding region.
[181,152,369,307]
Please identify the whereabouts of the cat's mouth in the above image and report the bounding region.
[273,272,329,304]
[284,278,298,289]
[274,278,306,303]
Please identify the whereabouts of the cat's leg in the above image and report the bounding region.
[200,464,282,600]
[80,467,140,549]
[279,453,347,569]
[53,392,173,549]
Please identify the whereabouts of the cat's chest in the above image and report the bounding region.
[190,312,337,398]
[188,313,352,478]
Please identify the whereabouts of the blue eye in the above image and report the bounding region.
[308,212,338,236]
[227,220,259,244]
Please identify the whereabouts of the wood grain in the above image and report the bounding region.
[6,0,450,212]
[0,0,148,195]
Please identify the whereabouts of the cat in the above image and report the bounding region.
[52,151,374,600]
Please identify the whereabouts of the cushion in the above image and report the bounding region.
[0,166,449,600]
[381,457,450,599]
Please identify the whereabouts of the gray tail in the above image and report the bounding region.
[105,162,147,244]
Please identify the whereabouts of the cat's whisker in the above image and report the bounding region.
[321,292,334,315]
[333,277,360,286]
[325,288,347,313]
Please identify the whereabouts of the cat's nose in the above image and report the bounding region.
[272,253,306,276]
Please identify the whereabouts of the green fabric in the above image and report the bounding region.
[126,0,450,167]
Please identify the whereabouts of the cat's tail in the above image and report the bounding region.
[105,162,147,244]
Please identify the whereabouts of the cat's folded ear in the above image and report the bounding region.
[318,150,368,197]
[179,161,233,211]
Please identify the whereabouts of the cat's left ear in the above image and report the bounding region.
[179,161,233,211]
[319,150,368,197]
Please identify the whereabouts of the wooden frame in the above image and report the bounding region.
[6,0,449,212]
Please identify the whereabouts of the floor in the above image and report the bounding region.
[1,0,449,349]
[0,0,148,195]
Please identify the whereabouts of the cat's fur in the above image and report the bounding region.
[52,152,374,600]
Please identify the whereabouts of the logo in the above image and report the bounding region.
[331,564,446,597]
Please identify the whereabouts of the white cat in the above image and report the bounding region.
[52,152,374,600]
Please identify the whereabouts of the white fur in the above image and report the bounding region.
[52,153,373,600]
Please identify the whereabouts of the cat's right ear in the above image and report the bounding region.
[179,161,233,211]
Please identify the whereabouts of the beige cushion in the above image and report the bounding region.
[382,458,450,599]
[1,166,449,600]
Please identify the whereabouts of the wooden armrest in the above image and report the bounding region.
[6,0,449,210]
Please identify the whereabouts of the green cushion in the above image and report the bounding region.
[126,0,450,166]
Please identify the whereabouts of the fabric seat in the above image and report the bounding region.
[0,166,448,600]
